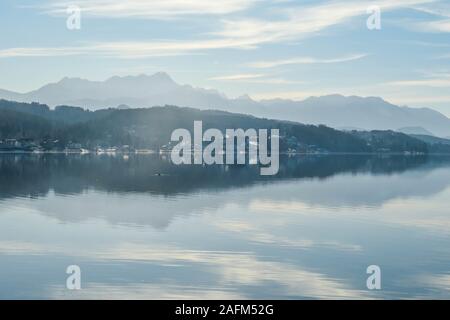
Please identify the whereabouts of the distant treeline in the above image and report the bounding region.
[1,99,446,153]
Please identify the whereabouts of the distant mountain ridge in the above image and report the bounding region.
[258,95,450,138]
[397,127,435,136]
[1,72,450,137]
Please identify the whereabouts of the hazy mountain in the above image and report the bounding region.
[0,73,227,110]
[397,127,435,136]
[1,72,450,137]
[0,88,23,101]
[258,95,450,138]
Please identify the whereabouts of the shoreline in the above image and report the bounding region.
[0,151,448,156]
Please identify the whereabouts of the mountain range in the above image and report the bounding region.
[1,72,450,137]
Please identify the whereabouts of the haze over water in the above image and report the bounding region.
[0,154,449,299]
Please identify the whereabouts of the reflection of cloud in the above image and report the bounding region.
[402,273,450,298]
[374,194,450,235]
[419,274,450,291]
[48,283,244,300]
[0,240,370,299]
[94,244,372,299]
[215,220,363,252]
[249,200,311,213]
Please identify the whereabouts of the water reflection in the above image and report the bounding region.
[0,153,444,199]
[1,154,450,228]
[0,154,449,299]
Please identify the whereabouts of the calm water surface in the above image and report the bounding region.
[0,154,449,299]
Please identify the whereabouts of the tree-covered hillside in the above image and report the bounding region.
[0,99,430,154]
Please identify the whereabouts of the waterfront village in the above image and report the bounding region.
[0,137,329,155]
[0,138,154,154]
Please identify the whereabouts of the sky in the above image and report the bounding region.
[0,0,450,115]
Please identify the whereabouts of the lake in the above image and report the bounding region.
[0,153,449,299]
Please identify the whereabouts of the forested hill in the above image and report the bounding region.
[0,99,112,124]
[0,99,431,153]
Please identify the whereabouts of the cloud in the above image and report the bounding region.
[389,79,450,87]
[246,78,305,84]
[415,19,450,32]
[210,74,266,81]
[42,0,258,19]
[2,0,439,59]
[209,73,303,84]
[407,2,450,32]
[0,39,259,59]
[251,90,329,101]
[248,54,367,68]
[0,47,93,58]
[212,0,437,45]
[388,72,450,87]
[412,2,450,18]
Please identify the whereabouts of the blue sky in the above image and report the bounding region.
[1,0,450,115]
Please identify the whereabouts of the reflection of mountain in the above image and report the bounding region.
[1,154,450,229]
[1,73,450,137]
[0,154,444,198]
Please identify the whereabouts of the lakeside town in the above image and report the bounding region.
[0,138,156,154]
[0,136,428,156]
[0,135,333,155]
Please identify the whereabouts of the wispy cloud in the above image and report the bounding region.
[251,90,330,101]
[0,39,259,59]
[0,47,88,58]
[210,73,266,81]
[389,78,450,87]
[408,2,450,32]
[210,73,303,84]
[417,19,450,32]
[213,0,437,45]
[248,54,367,68]
[3,0,439,59]
[412,2,450,18]
[388,72,450,87]
[42,0,258,19]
